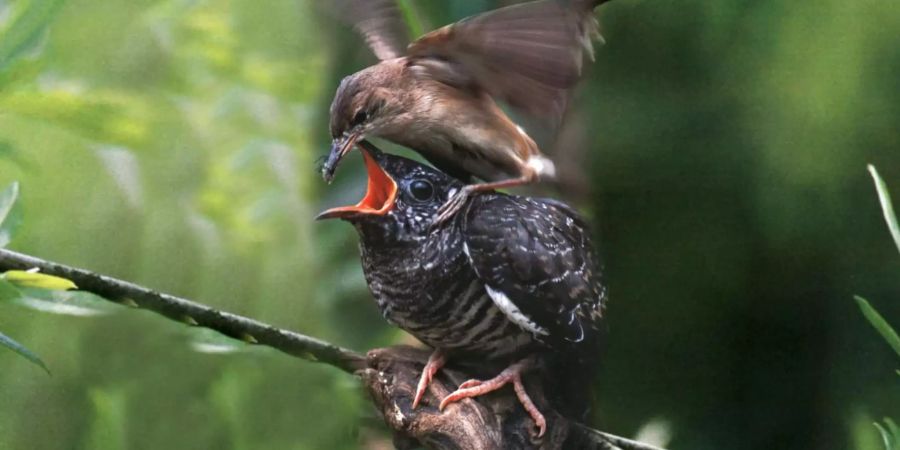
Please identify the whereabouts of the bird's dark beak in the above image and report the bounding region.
[322,131,362,183]
[316,144,397,221]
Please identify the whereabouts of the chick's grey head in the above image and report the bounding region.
[317,142,464,242]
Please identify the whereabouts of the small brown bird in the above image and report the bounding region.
[323,0,612,223]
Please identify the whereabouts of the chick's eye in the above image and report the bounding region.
[351,110,368,127]
[408,179,434,202]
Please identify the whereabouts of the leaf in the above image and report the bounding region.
[868,165,900,255]
[13,289,122,317]
[886,418,900,438]
[0,181,22,247]
[2,270,77,290]
[874,418,899,450]
[0,330,49,374]
[855,296,900,358]
[0,0,67,73]
[874,422,892,450]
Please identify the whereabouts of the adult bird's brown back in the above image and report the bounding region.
[323,0,613,222]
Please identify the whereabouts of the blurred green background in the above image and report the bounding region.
[0,0,898,449]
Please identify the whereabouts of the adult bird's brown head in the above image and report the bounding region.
[322,62,410,184]
[321,0,616,223]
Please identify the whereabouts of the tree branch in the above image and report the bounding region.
[0,248,364,373]
[0,248,666,450]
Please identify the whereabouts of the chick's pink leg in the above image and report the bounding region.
[412,349,447,409]
[438,359,546,437]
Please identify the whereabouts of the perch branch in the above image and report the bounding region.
[0,248,364,373]
[0,248,666,450]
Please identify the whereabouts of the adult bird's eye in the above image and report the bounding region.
[351,110,368,127]
[408,179,434,202]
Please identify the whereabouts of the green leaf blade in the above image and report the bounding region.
[0,181,22,247]
[855,296,900,358]
[13,289,123,317]
[0,330,49,374]
[868,165,900,255]
[874,419,899,450]
[0,0,68,73]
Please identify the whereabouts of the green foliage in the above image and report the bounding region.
[0,277,19,301]
[0,182,22,248]
[0,0,363,447]
[0,0,67,72]
[0,1,897,449]
[861,167,900,358]
[2,269,77,290]
[12,288,124,317]
[855,296,900,359]
[188,328,252,355]
[84,388,127,450]
[396,0,425,39]
[0,277,49,374]
[0,181,49,373]
[869,165,900,255]
[0,140,29,168]
[0,328,49,374]
[875,419,899,450]
[855,166,899,450]
[0,182,90,375]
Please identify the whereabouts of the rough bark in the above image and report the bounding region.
[361,346,664,450]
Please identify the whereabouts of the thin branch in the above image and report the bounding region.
[0,248,667,450]
[0,248,365,373]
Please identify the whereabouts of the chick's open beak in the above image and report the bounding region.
[316,146,397,220]
[322,131,361,183]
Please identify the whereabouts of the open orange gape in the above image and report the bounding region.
[316,148,398,220]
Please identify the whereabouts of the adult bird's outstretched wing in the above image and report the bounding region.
[406,0,605,128]
[335,0,410,61]
[462,194,606,344]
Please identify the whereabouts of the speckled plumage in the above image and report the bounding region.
[342,148,606,367]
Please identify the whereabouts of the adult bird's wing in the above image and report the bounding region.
[406,0,603,128]
[335,0,410,61]
[462,195,606,343]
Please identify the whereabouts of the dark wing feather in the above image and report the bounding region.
[335,0,410,60]
[407,0,601,127]
[462,194,606,344]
